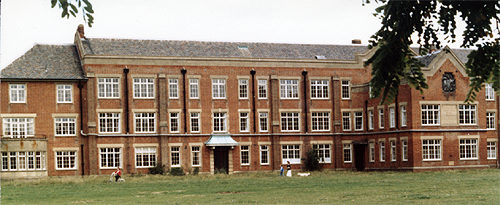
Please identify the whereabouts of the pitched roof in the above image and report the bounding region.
[1,45,85,80]
[412,47,472,66]
[81,38,369,60]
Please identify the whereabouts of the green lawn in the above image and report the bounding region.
[1,169,499,204]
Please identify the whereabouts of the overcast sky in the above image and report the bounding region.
[0,0,468,69]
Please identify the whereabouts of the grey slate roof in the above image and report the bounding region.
[81,38,370,60]
[1,45,85,80]
[412,47,472,66]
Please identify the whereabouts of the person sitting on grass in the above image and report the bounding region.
[113,167,122,182]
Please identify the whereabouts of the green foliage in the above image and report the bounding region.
[214,168,227,174]
[364,0,499,104]
[51,0,94,27]
[169,167,185,176]
[148,164,165,175]
[303,149,322,171]
[192,167,200,175]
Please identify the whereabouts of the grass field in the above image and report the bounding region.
[1,169,499,204]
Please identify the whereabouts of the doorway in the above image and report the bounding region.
[354,144,367,171]
[214,147,229,174]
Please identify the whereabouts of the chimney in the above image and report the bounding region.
[77,24,85,38]
[351,39,362,44]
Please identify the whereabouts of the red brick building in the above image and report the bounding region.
[1,26,498,178]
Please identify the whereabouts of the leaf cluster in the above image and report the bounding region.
[51,0,94,27]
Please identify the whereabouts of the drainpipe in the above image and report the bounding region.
[497,94,500,168]
[181,68,187,133]
[395,91,399,129]
[250,69,257,133]
[123,67,130,133]
[365,100,368,131]
[78,81,85,176]
[331,76,336,169]
[302,70,308,133]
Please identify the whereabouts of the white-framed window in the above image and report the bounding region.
[369,142,375,162]
[1,151,46,171]
[190,112,200,133]
[9,84,26,103]
[311,112,330,131]
[169,78,179,99]
[189,78,199,99]
[354,112,363,131]
[280,112,300,131]
[343,143,352,163]
[57,84,72,103]
[368,110,374,130]
[260,145,269,165]
[369,85,374,98]
[55,151,77,170]
[378,108,385,128]
[258,79,267,99]
[54,118,76,136]
[389,107,396,128]
[98,78,119,98]
[485,83,494,101]
[313,144,331,163]
[239,79,248,99]
[459,139,478,160]
[422,139,441,161]
[213,112,227,132]
[100,147,121,169]
[169,112,180,133]
[170,146,180,167]
[341,80,350,99]
[282,144,300,164]
[280,79,299,99]
[402,139,408,161]
[400,105,407,127]
[240,112,249,132]
[2,118,35,138]
[487,141,497,159]
[191,146,201,166]
[421,105,440,125]
[133,78,154,99]
[135,147,156,168]
[486,112,495,130]
[342,112,351,131]
[390,140,396,162]
[135,113,155,133]
[98,113,120,133]
[379,140,386,162]
[311,80,329,99]
[458,104,476,125]
[212,78,226,99]
[240,145,250,166]
[259,112,268,132]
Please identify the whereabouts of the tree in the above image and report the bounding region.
[364,0,499,103]
[51,0,94,27]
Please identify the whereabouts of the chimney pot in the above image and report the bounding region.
[351,39,362,44]
[77,24,85,38]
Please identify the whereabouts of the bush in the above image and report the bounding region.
[148,164,165,175]
[192,167,199,175]
[214,168,227,174]
[304,149,322,171]
[169,167,185,176]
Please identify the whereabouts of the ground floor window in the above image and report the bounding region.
[191,146,201,166]
[379,141,386,162]
[100,148,121,169]
[135,147,156,168]
[170,146,180,167]
[240,146,250,165]
[56,151,77,170]
[1,151,46,171]
[487,141,497,159]
[422,139,441,161]
[282,145,300,164]
[343,143,352,163]
[390,140,396,162]
[260,145,269,165]
[402,140,408,161]
[313,144,331,163]
[369,142,375,162]
[459,139,478,160]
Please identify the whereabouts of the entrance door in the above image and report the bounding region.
[354,144,367,171]
[214,147,229,173]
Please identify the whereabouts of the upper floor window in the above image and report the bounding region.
[57,84,72,103]
[169,78,179,99]
[212,79,226,99]
[9,84,26,103]
[190,112,201,133]
[485,83,494,101]
[486,112,495,130]
[342,112,351,131]
[54,118,76,136]
[400,105,407,127]
[354,112,363,131]
[378,108,385,128]
[98,78,119,98]
[389,107,396,128]
[258,79,267,99]
[135,113,155,133]
[189,78,199,99]
[239,112,249,132]
[239,79,248,99]
[2,118,34,138]
[312,112,330,131]
[98,113,120,133]
[281,112,300,131]
[259,112,268,132]
[341,80,350,99]
[311,80,329,99]
[280,79,299,99]
[133,78,154,99]
[213,112,227,132]
[458,104,476,125]
[169,112,180,133]
[368,110,374,130]
[421,105,440,126]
